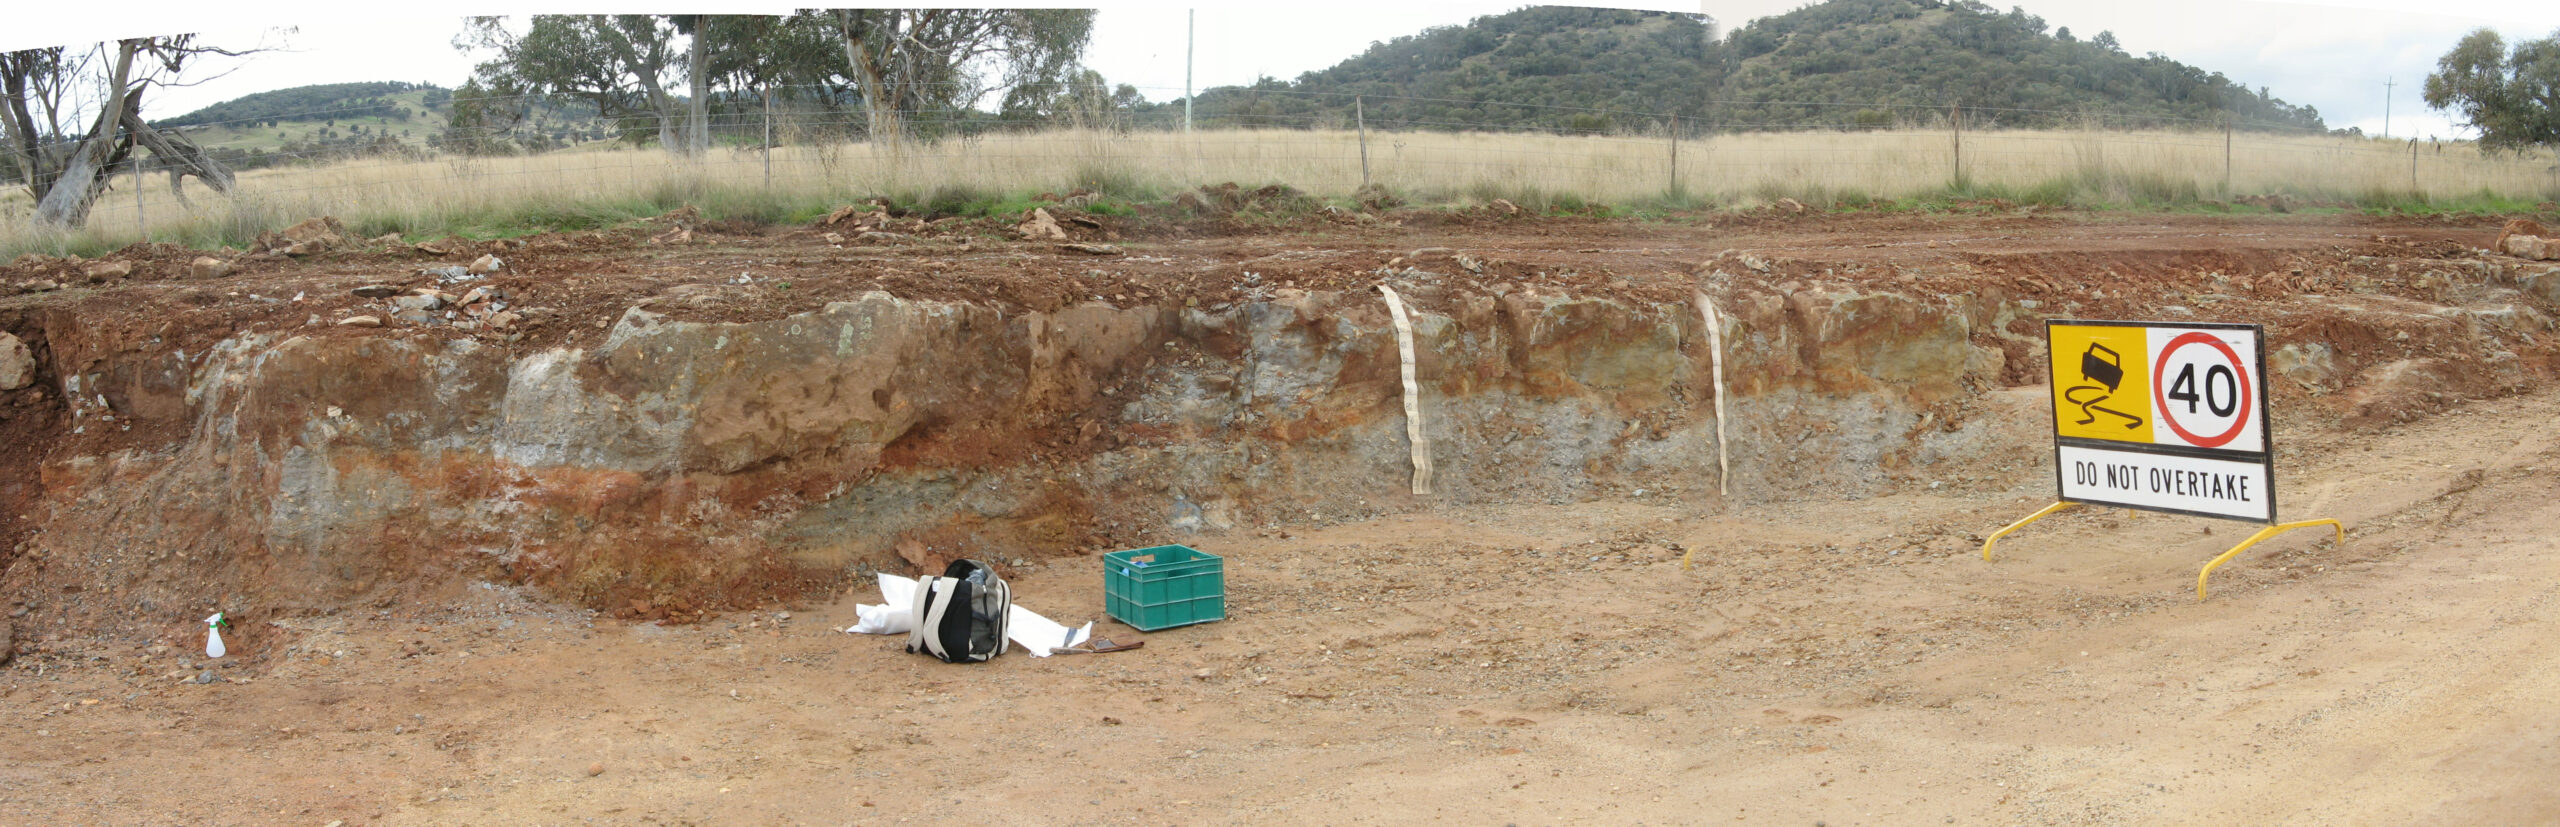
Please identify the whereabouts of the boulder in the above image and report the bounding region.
[189,257,230,279]
[2504,234,2559,262]
[82,261,133,283]
[469,254,504,275]
[0,331,33,390]
[257,217,351,257]
[2494,219,2547,252]
[1016,207,1068,241]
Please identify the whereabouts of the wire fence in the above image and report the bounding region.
[6,85,2557,252]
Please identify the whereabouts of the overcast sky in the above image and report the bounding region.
[9,1,2556,141]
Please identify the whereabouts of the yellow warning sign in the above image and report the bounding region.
[2047,324,2154,444]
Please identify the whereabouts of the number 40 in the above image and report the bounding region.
[2167,362,2238,417]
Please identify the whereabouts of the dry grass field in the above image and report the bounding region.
[4,126,2555,256]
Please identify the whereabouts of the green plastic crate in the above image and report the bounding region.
[1104,545,1226,631]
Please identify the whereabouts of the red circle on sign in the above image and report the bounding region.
[2150,331,2252,448]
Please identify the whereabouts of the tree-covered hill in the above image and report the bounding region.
[1183,0,2327,134]
[153,81,444,129]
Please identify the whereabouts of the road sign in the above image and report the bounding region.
[2045,321,2273,523]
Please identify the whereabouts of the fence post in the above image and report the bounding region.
[762,86,774,191]
[2408,138,2419,195]
[133,159,146,239]
[1951,103,1964,187]
[2223,119,2232,195]
[1356,95,1370,189]
[1668,113,1680,198]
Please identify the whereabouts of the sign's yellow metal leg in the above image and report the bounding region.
[1981,501,2078,561]
[2196,518,2343,600]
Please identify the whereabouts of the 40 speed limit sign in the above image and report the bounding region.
[2045,320,2274,522]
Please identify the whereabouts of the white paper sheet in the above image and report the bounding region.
[845,574,921,635]
[1006,605,1092,658]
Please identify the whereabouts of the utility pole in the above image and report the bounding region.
[2382,77,2395,139]
[1185,9,1195,134]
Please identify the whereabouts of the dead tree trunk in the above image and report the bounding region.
[34,42,141,228]
[126,114,231,209]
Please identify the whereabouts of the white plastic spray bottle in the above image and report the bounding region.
[204,612,228,659]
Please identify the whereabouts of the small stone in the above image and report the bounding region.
[336,316,383,328]
[351,285,401,299]
[392,293,444,312]
[1192,668,1216,680]
[193,670,217,684]
[468,254,503,275]
[586,762,604,777]
[188,257,229,279]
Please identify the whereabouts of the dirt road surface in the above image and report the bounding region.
[4,209,2557,824]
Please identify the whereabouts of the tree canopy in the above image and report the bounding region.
[453,10,1097,150]
[2423,28,2560,151]
[1183,0,2326,134]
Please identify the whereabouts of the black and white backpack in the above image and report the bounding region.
[906,559,1011,663]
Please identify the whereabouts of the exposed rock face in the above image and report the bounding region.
[1,285,2007,626]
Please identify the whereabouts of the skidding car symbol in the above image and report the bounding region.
[2064,343,2145,428]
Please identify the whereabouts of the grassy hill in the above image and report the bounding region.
[1181,0,2327,134]
[154,82,615,169]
